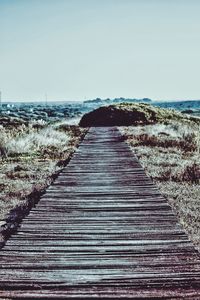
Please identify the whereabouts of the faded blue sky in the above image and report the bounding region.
[0,0,200,101]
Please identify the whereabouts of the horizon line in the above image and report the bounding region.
[1,98,200,103]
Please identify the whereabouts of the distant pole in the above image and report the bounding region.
[45,93,47,106]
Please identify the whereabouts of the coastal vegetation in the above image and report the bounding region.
[0,101,200,251]
[79,103,200,126]
[0,116,87,245]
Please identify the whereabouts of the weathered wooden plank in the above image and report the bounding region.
[0,288,199,299]
[0,126,199,298]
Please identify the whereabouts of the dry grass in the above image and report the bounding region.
[6,127,69,154]
[120,121,200,251]
[0,121,87,228]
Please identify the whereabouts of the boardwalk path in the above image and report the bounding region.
[0,127,200,299]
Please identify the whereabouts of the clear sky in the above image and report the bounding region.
[0,0,200,102]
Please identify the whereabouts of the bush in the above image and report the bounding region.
[126,128,199,153]
[181,162,200,184]
[79,103,199,127]
[56,124,83,137]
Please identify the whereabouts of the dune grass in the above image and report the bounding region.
[120,121,200,251]
[79,102,200,126]
[0,120,87,235]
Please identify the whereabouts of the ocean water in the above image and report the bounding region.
[152,100,200,111]
[1,100,200,119]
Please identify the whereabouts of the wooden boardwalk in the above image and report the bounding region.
[0,127,200,299]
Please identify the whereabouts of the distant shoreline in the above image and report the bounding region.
[1,99,200,104]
